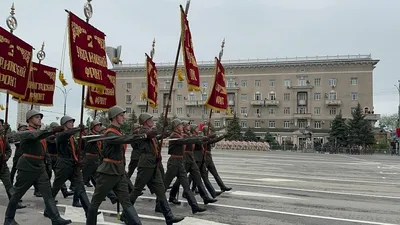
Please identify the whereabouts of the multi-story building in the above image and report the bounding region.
[17,103,40,128]
[114,54,380,145]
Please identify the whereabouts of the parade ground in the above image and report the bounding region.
[0,148,400,225]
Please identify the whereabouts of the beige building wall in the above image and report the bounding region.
[113,54,379,145]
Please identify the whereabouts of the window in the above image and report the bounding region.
[284,79,291,87]
[269,80,275,87]
[328,78,337,86]
[227,79,235,87]
[269,108,275,115]
[126,107,132,114]
[255,108,262,115]
[177,81,183,88]
[255,121,261,128]
[269,92,276,100]
[314,107,321,115]
[164,80,171,89]
[201,93,208,101]
[126,83,132,89]
[351,92,359,101]
[241,80,247,87]
[351,107,357,113]
[189,92,195,101]
[284,93,290,101]
[126,95,132,103]
[314,121,322,129]
[153,108,158,114]
[330,107,337,115]
[298,79,307,86]
[351,78,358,85]
[214,120,221,128]
[314,93,321,100]
[284,107,290,115]
[177,108,183,114]
[168,107,172,113]
[314,78,321,87]
[187,107,195,114]
[202,81,208,88]
[202,107,208,115]
[240,94,248,101]
[240,107,248,114]
[268,121,276,128]
[298,120,307,128]
[141,82,146,88]
[241,120,247,128]
[140,107,146,113]
[177,95,182,102]
[297,107,306,114]
[255,80,261,87]
[284,121,290,128]
[328,91,337,100]
[254,92,262,100]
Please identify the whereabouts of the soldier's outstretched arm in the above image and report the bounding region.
[17,129,54,141]
[170,136,207,145]
[207,134,228,145]
[106,132,146,145]
[56,127,81,141]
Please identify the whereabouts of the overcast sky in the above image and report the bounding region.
[0,0,398,127]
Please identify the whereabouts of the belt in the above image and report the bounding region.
[184,151,193,153]
[23,153,44,160]
[170,155,184,158]
[48,153,58,157]
[103,158,123,164]
[86,153,98,157]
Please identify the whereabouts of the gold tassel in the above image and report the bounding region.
[0,105,5,110]
[141,90,146,99]
[59,71,68,86]
[177,67,184,81]
[227,106,232,116]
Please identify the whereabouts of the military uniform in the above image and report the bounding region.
[46,122,74,200]
[87,106,142,225]
[50,115,90,216]
[127,124,141,178]
[163,119,209,213]
[4,110,71,225]
[10,122,27,184]
[193,126,231,193]
[83,120,102,186]
[129,113,184,225]
[170,123,220,201]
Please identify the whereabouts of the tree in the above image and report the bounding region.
[329,111,348,147]
[120,110,139,134]
[86,110,110,127]
[347,103,375,146]
[226,114,241,140]
[86,117,91,128]
[243,128,257,141]
[264,132,275,143]
[156,113,177,135]
[379,113,397,130]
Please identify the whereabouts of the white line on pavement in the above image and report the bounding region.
[228,191,301,200]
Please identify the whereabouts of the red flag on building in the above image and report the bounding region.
[180,5,200,92]
[68,12,107,89]
[13,62,56,106]
[145,53,158,108]
[205,57,228,112]
[0,26,33,99]
[85,69,116,110]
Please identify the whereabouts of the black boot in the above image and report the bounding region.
[158,198,184,225]
[86,207,98,225]
[203,196,218,205]
[4,198,20,225]
[61,186,74,198]
[123,206,142,225]
[78,192,91,216]
[154,200,162,213]
[85,182,93,187]
[168,197,181,205]
[215,191,223,197]
[191,204,207,214]
[221,186,232,192]
[43,199,72,225]
[72,193,82,208]
[33,188,42,197]
[16,202,26,209]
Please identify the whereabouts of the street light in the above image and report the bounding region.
[56,85,72,116]
[394,80,400,128]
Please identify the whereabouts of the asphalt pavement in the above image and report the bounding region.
[1,148,400,225]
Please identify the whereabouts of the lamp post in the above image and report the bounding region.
[56,86,72,116]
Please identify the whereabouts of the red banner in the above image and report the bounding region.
[146,54,158,108]
[205,57,228,112]
[180,5,200,92]
[85,69,116,110]
[13,62,56,106]
[68,12,107,89]
[0,26,33,99]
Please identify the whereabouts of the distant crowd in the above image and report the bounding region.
[162,139,270,151]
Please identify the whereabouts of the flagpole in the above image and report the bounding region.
[207,39,225,134]
[145,38,156,113]
[31,42,46,110]
[158,0,191,151]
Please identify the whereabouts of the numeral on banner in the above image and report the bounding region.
[8,45,14,57]
[87,35,93,48]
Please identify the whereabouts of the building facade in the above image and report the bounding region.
[17,103,40,128]
[113,54,380,146]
